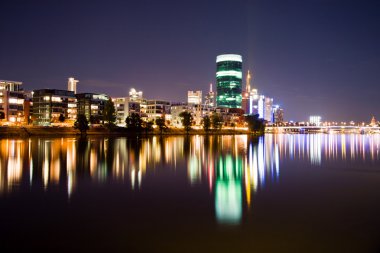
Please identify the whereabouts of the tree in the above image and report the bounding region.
[142,119,154,134]
[155,116,167,134]
[211,114,223,131]
[58,113,65,123]
[126,113,142,131]
[245,114,265,135]
[202,115,211,132]
[74,114,89,136]
[103,98,116,128]
[179,111,193,134]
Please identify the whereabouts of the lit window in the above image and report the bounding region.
[52,96,62,102]
[9,98,18,104]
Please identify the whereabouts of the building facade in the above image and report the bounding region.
[272,105,284,124]
[129,88,143,102]
[188,90,202,105]
[264,97,273,122]
[170,103,191,127]
[204,83,215,109]
[32,89,76,126]
[76,93,109,123]
[112,97,141,126]
[145,100,171,121]
[0,80,25,124]
[67,77,79,94]
[216,54,242,108]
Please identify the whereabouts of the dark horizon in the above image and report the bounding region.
[1,0,379,122]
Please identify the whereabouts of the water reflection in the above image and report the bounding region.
[0,134,379,225]
[276,134,380,166]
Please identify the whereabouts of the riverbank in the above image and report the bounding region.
[0,126,253,138]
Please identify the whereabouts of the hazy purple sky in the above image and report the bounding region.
[1,0,379,121]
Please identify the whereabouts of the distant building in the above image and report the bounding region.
[32,89,76,126]
[128,88,145,118]
[264,97,273,122]
[248,89,259,115]
[112,97,141,125]
[248,91,274,122]
[76,93,109,123]
[67,77,79,94]
[241,70,251,114]
[188,90,202,105]
[272,105,284,124]
[216,54,242,108]
[309,116,321,126]
[187,90,202,125]
[204,83,215,108]
[257,95,265,120]
[129,88,143,102]
[0,80,25,123]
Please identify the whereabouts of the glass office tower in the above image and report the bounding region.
[216,54,242,108]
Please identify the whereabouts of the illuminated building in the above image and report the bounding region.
[205,83,215,109]
[187,90,202,105]
[112,97,141,125]
[129,88,143,102]
[145,99,171,121]
[67,77,79,94]
[241,70,251,114]
[0,80,22,92]
[248,88,259,115]
[272,105,284,124]
[0,80,25,123]
[127,88,145,117]
[257,95,265,119]
[187,91,202,125]
[309,116,321,126]
[264,97,273,122]
[76,93,109,123]
[32,89,76,126]
[216,54,242,108]
[170,103,191,127]
[249,91,274,122]
[23,91,33,124]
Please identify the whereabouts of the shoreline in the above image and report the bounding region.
[0,126,257,138]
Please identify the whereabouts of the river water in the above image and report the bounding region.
[0,134,380,252]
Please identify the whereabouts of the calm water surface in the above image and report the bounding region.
[1,134,380,252]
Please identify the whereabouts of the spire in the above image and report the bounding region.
[246,70,251,93]
[209,83,213,93]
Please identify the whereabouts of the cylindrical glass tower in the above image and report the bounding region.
[216,54,242,108]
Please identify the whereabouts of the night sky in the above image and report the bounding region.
[1,0,379,122]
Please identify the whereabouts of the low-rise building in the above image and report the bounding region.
[0,80,25,124]
[76,93,109,123]
[112,97,141,126]
[32,89,76,126]
[171,103,191,127]
[146,99,171,121]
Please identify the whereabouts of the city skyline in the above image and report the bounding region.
[1,0,379,121]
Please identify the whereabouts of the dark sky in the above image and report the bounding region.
[1,0,379,122]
